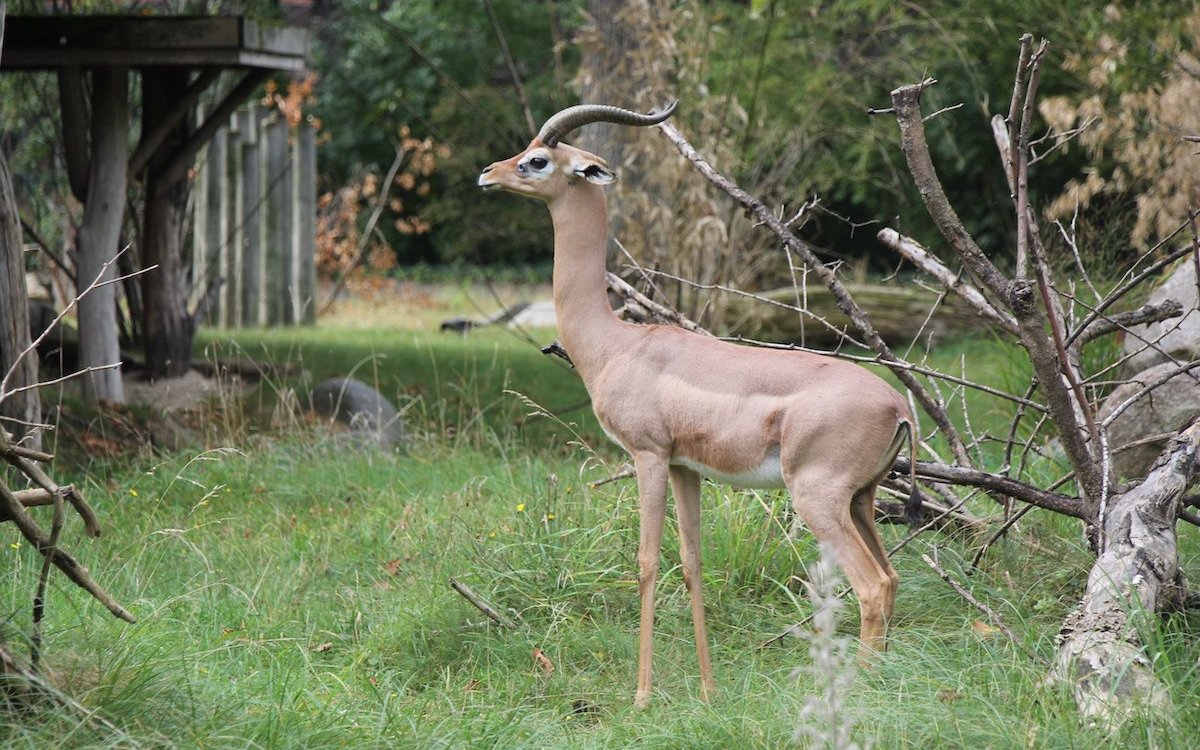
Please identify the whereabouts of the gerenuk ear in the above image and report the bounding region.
[570,154,616,185]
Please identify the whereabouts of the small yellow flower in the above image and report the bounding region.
[10,541,20,550]
[546,513,556,521]
[515,503,525,513]
[487,531,497,539]
[130,488,139,497]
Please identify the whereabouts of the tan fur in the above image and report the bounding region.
[480,137,914,708]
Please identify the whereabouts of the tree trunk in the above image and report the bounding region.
[0,4,41,446]
[140,68,196,379]
[0,154,40,449]
[1053,419,1200,727]
[575,0,675,269]
[75,66,128,404]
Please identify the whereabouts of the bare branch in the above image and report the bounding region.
[890,79,1103,505]
[1,247,149,402]
[317,144,409,315]
[1006,34,1035,209]
[732,336,1048,412]
[1075,300,1184,346]
[920,552,1036,660]
[1066,215,1200,348]
[483,0,537,136]
[893,457,1084,519]
[877,228,1017,333]
[1100,357,1200,430]
[606,272,712,336]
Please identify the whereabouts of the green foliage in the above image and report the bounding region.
[687,0,1194,269]
[312,0,584,266]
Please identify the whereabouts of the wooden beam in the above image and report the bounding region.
[0,16,309,71]
[152,68,270,197]
[57,65,89,202]
[129,66,220,176]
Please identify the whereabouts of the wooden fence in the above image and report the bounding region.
[192,105,316,327]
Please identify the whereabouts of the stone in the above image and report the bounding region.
[1099,361,1200,478]
[308,377,409,449]
[1122,259,1199,373]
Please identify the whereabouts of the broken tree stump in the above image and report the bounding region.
[1053,419,1200,726]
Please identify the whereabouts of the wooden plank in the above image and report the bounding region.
[292,122,316,324]
[3,49,308,70]
[129,67,220,176]
[6,16,241,51]
[154,68,270,196]
[222,114,243,327]
[260,112,290,326]
[237,108,262,327]
[0,16,308,71]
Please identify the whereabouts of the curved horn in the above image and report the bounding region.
[537,101,678,148]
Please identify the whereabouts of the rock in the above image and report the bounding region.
[1122,259,1199,373]
[308,377,409,449]
[1099,361,1200,478]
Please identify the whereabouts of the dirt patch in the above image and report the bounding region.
[122,369,231,412]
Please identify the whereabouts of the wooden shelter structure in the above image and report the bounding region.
[1,15,309,388]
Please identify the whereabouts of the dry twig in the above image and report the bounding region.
[450,577,517,628]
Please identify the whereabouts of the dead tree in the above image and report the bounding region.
[638,35,1200,725]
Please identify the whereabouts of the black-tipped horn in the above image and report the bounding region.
[537,101,678,148]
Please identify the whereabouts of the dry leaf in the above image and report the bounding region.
[464,679,481,692]
[533,648,554,678]
[971,620,1000,637]
[311,642,333,653]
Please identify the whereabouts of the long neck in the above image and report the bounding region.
[547,182,625,380]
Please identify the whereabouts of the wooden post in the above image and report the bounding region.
[239,107,262,327]
[260,112,291,326]
[0,154,40,449]
[76,66,128,402]
[293,120,316,324]
[224,109,242,326]
[141,67,198,379]
[194,119,225,325]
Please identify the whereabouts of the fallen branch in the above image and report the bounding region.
[450,577,517,628]
[0,430,131,624]
[0,481,134,623]
[893,457,1083,519]
[920,552,1035,660]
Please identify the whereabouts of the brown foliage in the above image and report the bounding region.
[1040,7,1200,251]
[315,126,448,284]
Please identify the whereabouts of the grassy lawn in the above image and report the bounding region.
[3,285,1199,748]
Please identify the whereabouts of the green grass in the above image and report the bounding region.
[2,299,1199,748]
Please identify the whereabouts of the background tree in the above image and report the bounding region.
[0,2,41,448]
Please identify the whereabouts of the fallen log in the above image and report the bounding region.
[725,282,992,346]
[1053,419,1200,727]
